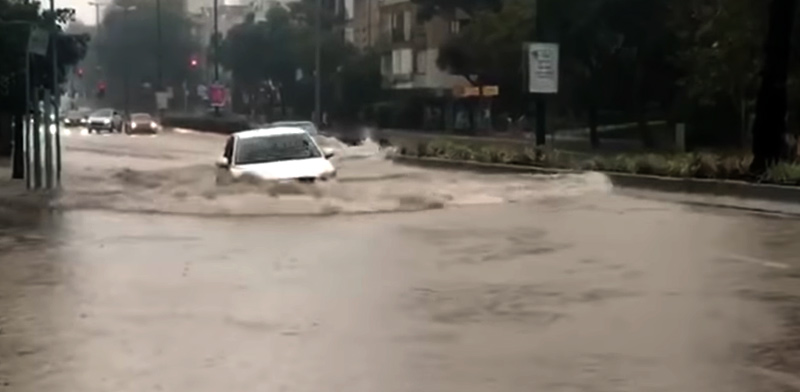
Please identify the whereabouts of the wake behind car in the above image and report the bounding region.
[215,127,337,184]
[127,113,160,134]
[87,108,123,134]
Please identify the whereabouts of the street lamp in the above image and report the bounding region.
[110,4,137,124]
[314,0,321,126]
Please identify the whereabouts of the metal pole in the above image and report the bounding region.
[23,51,31,186]
[51,0,61,188]
[212,0,220,115]
[213,0,219,82]
[123,7,131,128]
[156,0,163,90]
[534,0,546,147]
[314,0,321,125]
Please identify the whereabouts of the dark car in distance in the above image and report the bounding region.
[127,113,160,134]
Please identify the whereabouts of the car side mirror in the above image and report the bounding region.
[322,147,335,159]
[215,156,229,168]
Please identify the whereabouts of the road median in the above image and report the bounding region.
[392,155,800,210]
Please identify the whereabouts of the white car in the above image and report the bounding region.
[87,108,123,133]
[215,127,337,184]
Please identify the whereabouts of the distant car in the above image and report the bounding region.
[266,121,319,136]
[63,109,90,127]
[127,113,160,134]
[215,127,337,185]
[87,108,123,134]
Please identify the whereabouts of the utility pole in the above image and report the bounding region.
[119,5,136,126]
[88,2,104,35]
[213,0,219,82]
[313,0,321,126]
[534,0,546,147]
[51,0,60,188]
[213,0,220,115]
[156,0,163,91]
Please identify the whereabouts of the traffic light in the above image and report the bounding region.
[97,81,106,99]
[190,56,198,68]
[77,68,84,77]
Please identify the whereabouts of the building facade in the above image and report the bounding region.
[376,0,469,92]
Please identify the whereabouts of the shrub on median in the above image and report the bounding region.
[407,138,800,185]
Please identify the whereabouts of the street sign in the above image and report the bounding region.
[453,85,480,98]
[481,86,499,97]
[27,28,49,56]
[209,84,226,107]
[197,84,208,100]
[526,42,559,94]
[156,92,169,110]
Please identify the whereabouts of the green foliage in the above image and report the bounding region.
[219,0,376,119]
[407,138,771,182]
[94,0,200,107]
[0,0,90,113]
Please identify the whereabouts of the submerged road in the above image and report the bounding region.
[0,130,799,391]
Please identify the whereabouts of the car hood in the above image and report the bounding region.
[232,158,334,180]
[88,116,111,121]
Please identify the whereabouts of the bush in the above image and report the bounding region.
[403,137,800,185]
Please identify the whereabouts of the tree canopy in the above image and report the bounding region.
[0,0,89,113]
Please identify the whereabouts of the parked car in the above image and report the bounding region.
[127,113,160,134]
[87,108,123,134]
[215,126,336,185]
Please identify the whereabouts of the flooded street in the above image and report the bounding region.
[1,130,800,391]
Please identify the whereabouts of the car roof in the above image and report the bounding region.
[131,113,151,117]
[270,121,313,126]
[234,127,308,139]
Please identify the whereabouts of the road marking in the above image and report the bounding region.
[722,253,791,270]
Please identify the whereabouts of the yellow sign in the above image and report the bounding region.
[482,86,499,96]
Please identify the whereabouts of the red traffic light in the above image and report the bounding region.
[98,81,106,90]
[190,57,198,67]
[77,68,84,77]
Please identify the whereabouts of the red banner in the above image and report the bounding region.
[209,84,226,107]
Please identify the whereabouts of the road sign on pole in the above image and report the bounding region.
[526,42,559,94]
[209,83,226,107]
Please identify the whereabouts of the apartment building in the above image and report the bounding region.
[375,0,469,91]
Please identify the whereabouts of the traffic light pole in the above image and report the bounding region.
[313,0,321,126]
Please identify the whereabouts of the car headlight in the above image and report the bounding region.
[131,122,137,129]
[103,118,110,124]
[150,121,157,128]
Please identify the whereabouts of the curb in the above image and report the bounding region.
[392,155,800,206]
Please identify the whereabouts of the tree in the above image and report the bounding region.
[671,0,766,148]
[94,0,199,110]
[750,0,798,171]
[0,0,89,168]
[219,1,364,120]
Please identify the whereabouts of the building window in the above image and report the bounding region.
[403,10,412,41]
[449,20,460,34]
[415,50,427,75]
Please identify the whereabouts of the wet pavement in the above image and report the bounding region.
[1,130,800,391]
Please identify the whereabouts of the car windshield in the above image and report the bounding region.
[270,122,318,135]
[91,109,113,117]
[132,114,151,122]
[234,133,321,165]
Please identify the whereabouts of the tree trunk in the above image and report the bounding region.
[12,115,24,180]
[588,104,599,149]
[751,0,797,172]
[0,113,11,158]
